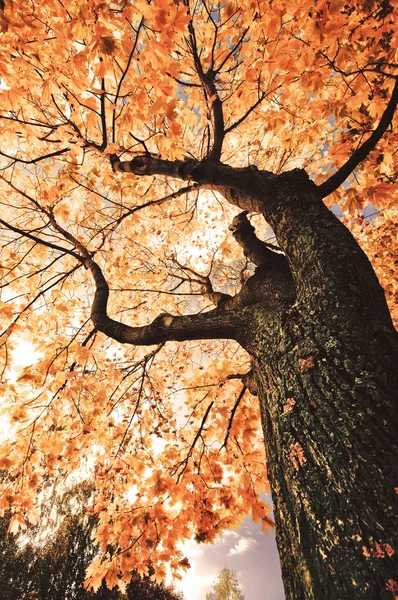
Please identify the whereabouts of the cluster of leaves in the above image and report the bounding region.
[0,478,184,600]
[0,0,396,589]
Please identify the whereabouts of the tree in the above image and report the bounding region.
[206,567,245,600]
[0,1,397,599]
[0,480,184,600]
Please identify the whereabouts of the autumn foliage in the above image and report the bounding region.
[0,479,184,600]
[0,0,396,594]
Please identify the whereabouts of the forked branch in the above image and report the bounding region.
[0,217,83,262]
[186,14,225,161]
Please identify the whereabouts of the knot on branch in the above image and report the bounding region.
[151,313,174,329]
[84,257,94,270]
[129,155,150,173]
[227,370,258,396]
[110,153,120,171]
[110,153,151,174]
[200,282,232,310]
[229,211,254,234]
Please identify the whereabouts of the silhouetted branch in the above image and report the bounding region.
[230,211,283,266]
[0,147,69,165]
[221,386,246,449]
[0,217,83,262]
[172,399,215,482]
[187,17,225,161]
[317,77,398,198]
[112,18,144,143]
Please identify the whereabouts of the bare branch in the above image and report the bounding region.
[221,386,246,450]
[166,73,201,87]
[99,78,107,152]
[112,17,144,143]
[224,92,266,135]
[0,147,69,165]
[0,264,80,342]
[224,78,288,135]
[0,113,57,128]
[172,399,215,482]
[215,27,249,75]
[186,18,225,161]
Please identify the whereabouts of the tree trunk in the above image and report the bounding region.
[248,310,398,599]
[237,171,398,599]
[107,158,398,598]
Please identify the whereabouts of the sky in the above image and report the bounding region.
[178,509,285,600]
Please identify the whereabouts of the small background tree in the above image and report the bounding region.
[206,567,245,600]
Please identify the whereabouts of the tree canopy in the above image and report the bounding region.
[0,0,396,595]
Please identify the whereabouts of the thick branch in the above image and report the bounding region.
[317,77,398,198]
[229,211,284,266]
[88,259,242,345]
[205,75,224,161]
[110,154,274,212]
[110,153,187,177]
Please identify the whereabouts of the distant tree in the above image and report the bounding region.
[0,480,184,600]
[206,567,245,600]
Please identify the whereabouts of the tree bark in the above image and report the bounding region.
[243,303,398,599]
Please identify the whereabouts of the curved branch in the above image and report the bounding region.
[172,399,214,482]
[317,77,398,198]
[87,259,241,345]
[225,91,266,135]
[0,147,69,165]
[112,17,144,143]
[221,385,246,450]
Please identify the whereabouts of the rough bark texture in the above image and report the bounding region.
[252,314,398,600]
[101,162,398,599]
